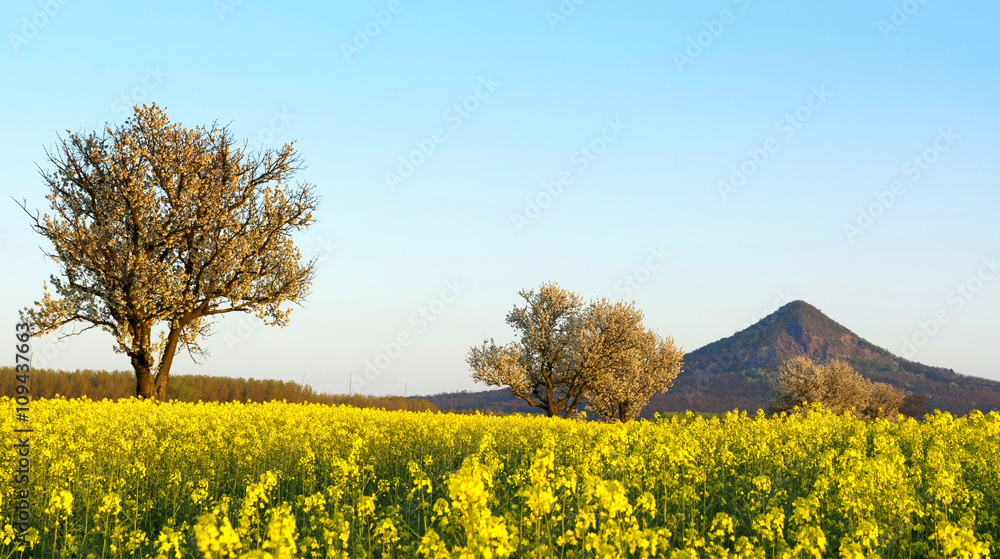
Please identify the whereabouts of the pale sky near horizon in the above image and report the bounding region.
[1,0,997,395]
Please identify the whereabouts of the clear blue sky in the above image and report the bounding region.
[1,0,998,395]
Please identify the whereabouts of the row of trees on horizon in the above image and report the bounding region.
[0,367,438,412]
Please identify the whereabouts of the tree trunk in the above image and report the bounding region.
[133,354,156,399]
[130,322,158,399]
[154,373,170,401]
[153,325,184,402]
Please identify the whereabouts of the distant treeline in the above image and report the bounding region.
[418,389,725,421]
[0,367,438,412]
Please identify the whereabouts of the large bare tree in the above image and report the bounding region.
[580,299,683,422]
[18,104,319,400]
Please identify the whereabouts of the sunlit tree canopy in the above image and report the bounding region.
[18,104,319,400]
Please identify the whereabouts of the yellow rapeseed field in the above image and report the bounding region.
[1,397,997,558]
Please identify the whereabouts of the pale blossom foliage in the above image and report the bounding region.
[467,283,683,421]
[19,104,318,399]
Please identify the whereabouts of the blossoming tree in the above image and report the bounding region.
[18,104,319,400]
